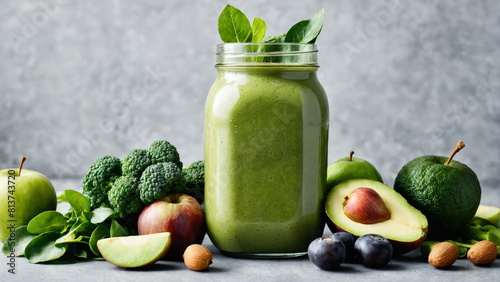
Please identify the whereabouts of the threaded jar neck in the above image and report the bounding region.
[216,43,318,68]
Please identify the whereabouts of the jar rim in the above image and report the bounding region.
[216,43,318,67]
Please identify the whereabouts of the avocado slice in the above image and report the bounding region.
[325,179,428,255]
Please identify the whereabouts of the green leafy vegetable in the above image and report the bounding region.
[55,233,84,245]
[1,226,36,257]
[73,246,88,259]
[65,189,91,213]
[284,9,325,43]
[263,33,287,43]
[27,211,67,234]
[1,189,119,264]
[218,4,252,43]
[110,219,128,238]
[90,207,114,224]
[251,18,266,42]
[89,225,109,255]
[25,232,69,263]
[218,5,324,44]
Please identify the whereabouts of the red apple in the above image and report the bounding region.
[137,193,205,259]
[343,187,390,224]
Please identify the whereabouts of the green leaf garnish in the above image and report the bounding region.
[251,18,266,42]
[218,5,324,44]
[218,4,252,43]
[284,9,325,43]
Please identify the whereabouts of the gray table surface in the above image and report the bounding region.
[4,179,500,282]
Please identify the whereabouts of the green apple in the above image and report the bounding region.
[0,158,57,242]
[474,204,500,227]
[326,151,383,194]
[97,232,171,268]
[394,141,481,240]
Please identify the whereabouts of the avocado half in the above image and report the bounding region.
[325,179,428,255]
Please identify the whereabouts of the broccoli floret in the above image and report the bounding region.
[163,162,186,193]
[122,149,153,178]
[183,160,205,203]
[147,140,183,169]
[140,162,186,206]
[82,155,122,209]
[108,176,144,219]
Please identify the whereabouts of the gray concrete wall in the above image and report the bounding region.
[1,0,499,203]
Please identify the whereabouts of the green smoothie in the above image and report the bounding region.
[204,66,329,256]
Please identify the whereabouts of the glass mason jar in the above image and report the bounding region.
[204,43,329,258]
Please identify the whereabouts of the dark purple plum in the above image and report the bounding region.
[308,236,346,270]
[354,234,393,268]
[331,232,357,261]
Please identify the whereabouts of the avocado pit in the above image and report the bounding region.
[343,187,391,224]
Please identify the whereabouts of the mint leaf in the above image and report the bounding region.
[285,9,325,43]
[218,4,252,43]
[251,18,266,42]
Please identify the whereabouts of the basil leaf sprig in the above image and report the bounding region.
[218,5,324,44]
[1,189,128,264]
[218,5,266,43]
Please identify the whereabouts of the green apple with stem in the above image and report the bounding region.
[0,157,57,242]
[394,141,482,240]
[326,151,383,195]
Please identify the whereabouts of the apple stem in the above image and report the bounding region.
[445,141,465,165]
[349,151,354,162]
[18,157,27,176]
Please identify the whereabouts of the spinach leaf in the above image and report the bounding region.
[89,225,109,255]
[73,246,88,259]
[110,219,128,237]
[25,232,68,263]
[45,249,79,264]
[90,207,114,224]
[70,220,95,236]
[56,201,72,217]
[56,190,67,202]
[27,211,67,234]
[285,9,324,43]
[1,226,36,257]
[218,4,252,43]
[55,233,85,245]
[65,189,91,213]
[251,18,266,42]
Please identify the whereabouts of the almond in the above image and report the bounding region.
[428,242,458,268]
[467,240,498,265]
[183,244,213,271]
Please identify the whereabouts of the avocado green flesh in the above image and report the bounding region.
[97,233,171,268]
[394,155,481,239]
[326,179,428,243]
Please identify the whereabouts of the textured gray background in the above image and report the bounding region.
[1,0,499,203]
